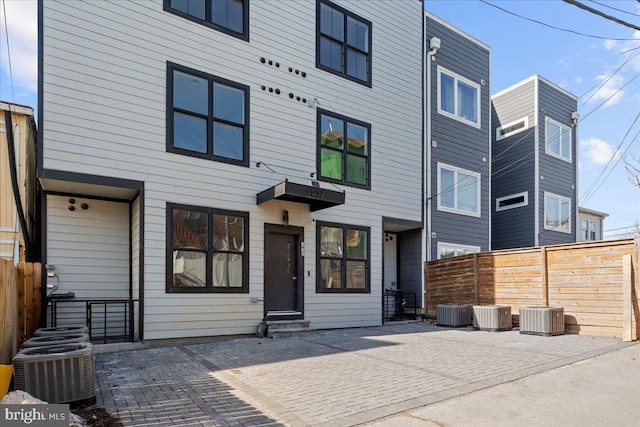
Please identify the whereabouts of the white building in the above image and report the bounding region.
[38,0,425,340]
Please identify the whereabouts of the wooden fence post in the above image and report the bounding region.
[634,236,640,340]
[473,253,479,305]
[541,246,548,306]
[424,262,429,315]
[623,254,633,342]
[0,260,17,364]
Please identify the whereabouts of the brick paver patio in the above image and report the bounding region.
[94,323,629,426]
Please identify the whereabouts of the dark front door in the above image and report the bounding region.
[265,225,303,320]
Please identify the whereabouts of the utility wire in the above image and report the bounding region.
[579,111,640,204]
[563,0,640,32]
[588,0,640,17]
[580,72,640,121]
[579,50,640,104]
[480,0,640,41]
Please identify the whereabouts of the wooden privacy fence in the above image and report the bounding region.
[0,260,42,363]
[425,237,640,340]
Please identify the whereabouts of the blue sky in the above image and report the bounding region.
[1,0,638,238]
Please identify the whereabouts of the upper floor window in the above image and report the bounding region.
[317,0,372,86]
[496,191,528,212]
[496,116,528,141]
[164,0,249,41]
[167,203,249,293]
[437,163,481,217]
[317,222,370,293]
[545,117,572,162]
[582,219,596,241]
[167,63,249,167]
[437,66,481,128]
[544,192,571,233]
[317,109,370,189]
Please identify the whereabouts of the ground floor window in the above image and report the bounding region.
[167,203,248,293]
[317,221,370,293]
[437,242,481,259]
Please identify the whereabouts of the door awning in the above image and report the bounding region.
[256,180,345,212]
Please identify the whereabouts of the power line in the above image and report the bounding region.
[579,50,640,104]
[480,0,640,41]
[580,72,640,122]
[588,0,640,18]
[563,0,640,32]
[579,112,640,204]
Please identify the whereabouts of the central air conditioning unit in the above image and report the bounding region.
[13,343,96,405]
[519,306,564,336]
[473,305,512,331]
[437,303,472,327]
[21,334,90,348]
[34,326,89,336]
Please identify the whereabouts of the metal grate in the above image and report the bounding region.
[519,306,564,336]
[437,303,472,327]
[473,305,512,331]
[383,290,417,322]
[13,343,96,405]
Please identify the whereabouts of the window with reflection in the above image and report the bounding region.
[168,62,249,166]
[168,204,248,293]
[164,0,248,41]
[317,0,371,86]
[318,109,370,189]
[317,222,369,293]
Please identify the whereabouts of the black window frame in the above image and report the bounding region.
[316,108,371,190]
[316,221,370,294]
[167,62,250,167]
[167,203,249,294]
[316,0,372,87]
[163,0,249,41]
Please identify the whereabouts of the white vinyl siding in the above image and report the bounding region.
[437,163,481,218]
[544,192,571,233]
[437,66,481,128]
[545,117,572,162]
[42,0,423,338]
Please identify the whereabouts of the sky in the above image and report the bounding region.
[0,0,638,239]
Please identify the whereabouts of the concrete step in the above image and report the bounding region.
[267,320,311,330]
[258,319,313,338]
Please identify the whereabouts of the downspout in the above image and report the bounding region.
[534,77,540,247]
[4,110,32,260]
[572,111,579,242]
[423,27,441,307]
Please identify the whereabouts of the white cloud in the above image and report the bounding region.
[580,138,620,165]
[603,39,617,51]
[558,57,570,69]
[574,76,582,84]
[587,74,625,107]
[0,1,37,93]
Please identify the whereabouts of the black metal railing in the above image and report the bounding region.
[383,290,417,322]
[47,297,138,343]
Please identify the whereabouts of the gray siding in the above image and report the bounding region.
[538,80,577,246]
[491,80,536,249]
[398,229,422,303]
[426,14,490,259]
